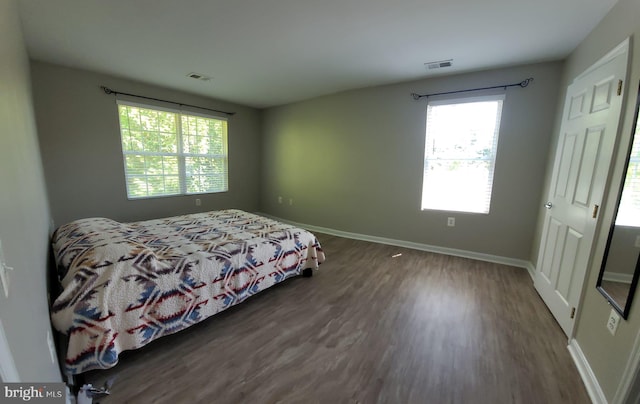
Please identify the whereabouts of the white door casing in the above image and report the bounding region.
[534,38,629,337]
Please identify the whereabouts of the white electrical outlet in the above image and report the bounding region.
[607,308,620,336]
[195,198,201,206]
[447,217,455,227]
[278,196,283,204]
[635,235,640,248]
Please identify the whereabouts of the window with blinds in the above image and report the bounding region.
[117,101,228,199]
[421,95,504,214]
[616,128,640,226]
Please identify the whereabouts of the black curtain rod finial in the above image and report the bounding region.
[519,78,534,87]
[101,86,114,95]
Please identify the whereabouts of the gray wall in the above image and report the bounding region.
[541,0,640,399]
[31,62,263,227]
[260,62,562,260]
[0,0,61,382]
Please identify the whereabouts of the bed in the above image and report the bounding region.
[50,209,325,375]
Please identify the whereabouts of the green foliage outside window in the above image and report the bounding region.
[118,103,228,199]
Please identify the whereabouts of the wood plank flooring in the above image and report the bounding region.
[84,234,590,403]
[601,280,631,309]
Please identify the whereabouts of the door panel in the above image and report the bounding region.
[557,228,582,299]
[535,39,629,337]
[574,127,603,206]
[555,133,577,198]
[591,77,614,113]
[541,217,563,281]
[569,91,587,120]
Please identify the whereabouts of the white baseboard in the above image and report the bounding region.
[259,213,533,272]
[525,262,536,281]
[568,338,607,404]
[602,272,633,284]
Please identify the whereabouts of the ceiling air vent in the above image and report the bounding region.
[187,72,212,82]
[425,59,453,70]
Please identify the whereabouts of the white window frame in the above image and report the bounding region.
[117,100,228,199]
[616,130,640,226]
[421,94,504,214]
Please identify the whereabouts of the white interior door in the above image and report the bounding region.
[535,39,629,337]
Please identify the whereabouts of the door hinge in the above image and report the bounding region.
[617,80,623,96]
[571,307,576,319]
[592,204,599,219]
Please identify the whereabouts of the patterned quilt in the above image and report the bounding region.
[51,209,325,375]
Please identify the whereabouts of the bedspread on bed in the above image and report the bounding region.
[50,209,324,375]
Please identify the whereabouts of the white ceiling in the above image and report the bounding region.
[18,0,617,108]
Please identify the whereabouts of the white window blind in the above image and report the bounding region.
[117,101,228,199]
[421,95,504,214]
[616,129,640,226]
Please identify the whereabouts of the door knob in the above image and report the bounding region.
[544,202,553,209]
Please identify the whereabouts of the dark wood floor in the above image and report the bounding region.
[85,234,590,403]
[601,280,631,308]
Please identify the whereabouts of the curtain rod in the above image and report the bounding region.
[411,78,534,100]
[100,86,236,116]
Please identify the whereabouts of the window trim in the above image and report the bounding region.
[615,140,640,226]
[116,100,229,200]
[420,93,505,214]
